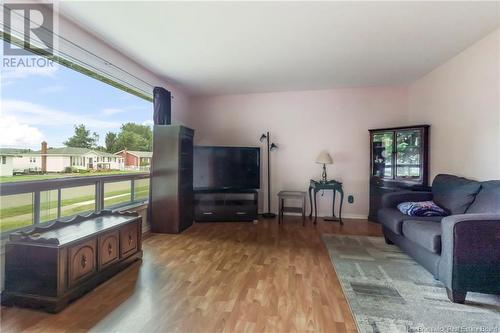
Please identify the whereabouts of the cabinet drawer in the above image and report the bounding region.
[68,238,97,288]
[194,205,224,220]
[98,230,119,269]
[120,223,138,258]
[226,205,257,220]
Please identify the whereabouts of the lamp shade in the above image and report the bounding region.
[315,151,333,164]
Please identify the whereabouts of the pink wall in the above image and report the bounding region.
[188,87,408,218]
[187,29,500,218]
[409,28,500,181]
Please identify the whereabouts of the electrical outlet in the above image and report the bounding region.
[348,195,354,204]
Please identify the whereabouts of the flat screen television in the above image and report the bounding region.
[194,146,260,190]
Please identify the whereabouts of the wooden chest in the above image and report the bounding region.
[1,211,142,313]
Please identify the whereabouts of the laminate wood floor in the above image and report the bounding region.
[1,217,382,333]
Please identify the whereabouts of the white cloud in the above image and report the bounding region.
[102,108,127,116]
[37,85,65,95]
[142,120,154,127]
[102,105,152,116]
[2,99,122,130]
[0,115,44,148]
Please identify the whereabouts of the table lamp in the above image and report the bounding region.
[316,151,333,183]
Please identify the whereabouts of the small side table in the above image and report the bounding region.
[308,179,344,225]
[277,191,306,226]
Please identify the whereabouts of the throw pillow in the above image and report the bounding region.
[397,201,448,217]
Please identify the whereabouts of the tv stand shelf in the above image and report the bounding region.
[194,189,258,222]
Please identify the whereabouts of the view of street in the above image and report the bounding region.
[0,176,149,232]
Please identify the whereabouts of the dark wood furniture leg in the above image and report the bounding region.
[281,198,285,224]
[302,196,305,226]
[278,198,280,224]
[313,189,318,224]
[446,289,466,304]
[308,186,313,218]
[278,198,282,224]
[339,191,344,225]
[332,190,336,218]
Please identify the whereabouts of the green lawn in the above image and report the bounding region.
[0,186,149,233]
[0,170,148,183]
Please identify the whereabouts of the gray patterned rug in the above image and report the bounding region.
[322,234,500,333]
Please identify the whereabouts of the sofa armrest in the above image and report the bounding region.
[381,191,433,209]
[439,214,500,293]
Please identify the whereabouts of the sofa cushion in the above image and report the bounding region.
[379,208,443,235]
[466,181,500,214]
[402,220,442,254]
[432,174,481,214]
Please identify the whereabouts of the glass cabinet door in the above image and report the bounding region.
[395,129,422,180]
[372,131,394,178]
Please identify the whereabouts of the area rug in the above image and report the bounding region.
[321,234,500,333]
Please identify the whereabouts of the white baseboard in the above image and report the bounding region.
[270,212,367,220]
[340,213,368,220]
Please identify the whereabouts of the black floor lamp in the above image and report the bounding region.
[260,132,278,218]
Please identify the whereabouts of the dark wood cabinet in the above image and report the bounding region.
[150,125,194,233]
[368,125,430,222]
[194,190,258,222]
[1,211,142,312]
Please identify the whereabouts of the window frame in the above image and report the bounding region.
[1,32,153,102]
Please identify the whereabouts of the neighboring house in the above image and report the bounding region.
[115,150,153,170]
[13,153,42,173]
[43,147,124,172]
[13,146,125,173]
[0,149,21,176]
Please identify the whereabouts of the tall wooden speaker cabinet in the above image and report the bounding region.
[368,125,430,222]
[150,125,194,233]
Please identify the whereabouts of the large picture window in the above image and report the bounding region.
[1,38,153,233]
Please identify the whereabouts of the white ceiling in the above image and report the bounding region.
[60,1,500,96]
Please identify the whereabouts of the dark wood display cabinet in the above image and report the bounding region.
[194,190,258,222]
[369,125,430,222]
[1,211,142,313]
[150,125,194,233]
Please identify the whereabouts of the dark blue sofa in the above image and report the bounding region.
[378,174,500,303]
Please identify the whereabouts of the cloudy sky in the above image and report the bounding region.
[1,44,153,150]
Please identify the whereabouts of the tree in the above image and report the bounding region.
[120,123,152,150]
[115,130,150,152]
[108,123,152,152]
[121,123,152,139]
[64,124,98,148]
[105,132,117,153]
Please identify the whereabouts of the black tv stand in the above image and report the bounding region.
[194,189,258,222]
